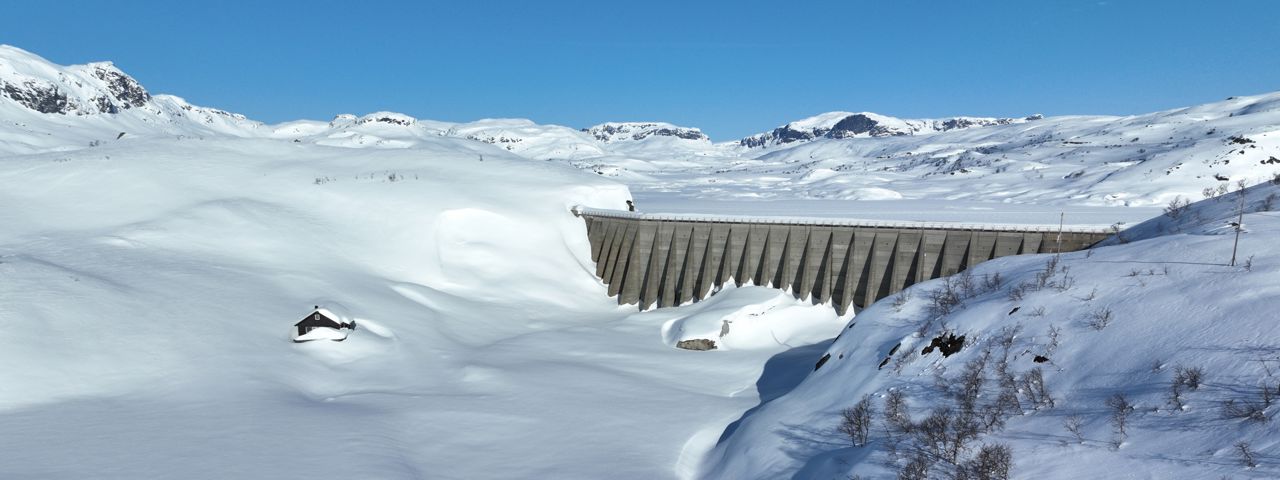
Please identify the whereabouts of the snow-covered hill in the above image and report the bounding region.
[701,180,1280,479]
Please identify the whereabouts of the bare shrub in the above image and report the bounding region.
[1106,393,1133,448]
[928,279,964,316]
[1169,366,1205,410]
[958,443,1012,480]
[892,290,912,311]
[897,454,930,480]
[1063,415,1084,443]
[914,407,977,465]
[1222,399,1268,423]
[839,395,874,447]
[1235,441,1258,468]
[1262,193,1278,211]
[1020,368,1054,409]
[1086,307,1114,330]
[884,389,912,435]
[1175,366,1205,391]
[1045,325,1062,356]
[982,272,1003,292]
[1164,195,1191,220]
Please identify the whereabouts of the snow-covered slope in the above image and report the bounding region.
[702,180,1280,479]
[0,45,853,479]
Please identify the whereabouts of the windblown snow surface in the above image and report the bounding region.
[2,44,1280,478]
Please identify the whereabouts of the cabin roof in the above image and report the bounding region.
[295,308,344,327]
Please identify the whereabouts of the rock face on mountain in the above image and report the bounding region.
[0,45,154,116]
[584,122,708,142]
[739,111,1038,148]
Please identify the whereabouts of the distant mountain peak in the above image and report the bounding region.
[739,111,1038,148]
[0,45,152,115]
[584,122,708,142]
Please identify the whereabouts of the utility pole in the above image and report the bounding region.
[1055,212,1064,259]
[1230,191,1245,266]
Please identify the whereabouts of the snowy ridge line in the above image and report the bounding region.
[571,206,1116,234]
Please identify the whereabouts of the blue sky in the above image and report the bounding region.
[3,0,1278,139]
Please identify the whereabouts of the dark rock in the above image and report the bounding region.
[3,81,69,114]
[676,338,717,351]
[921,333,966,357]
[1033,355,1050,363]
[815,353,831,370]
[91,66,150,109]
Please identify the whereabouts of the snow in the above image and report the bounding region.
[294,327,347,342]
[701,181,1280,479]
[2,43,1279,479]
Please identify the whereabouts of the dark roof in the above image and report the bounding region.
[295,310,342,328]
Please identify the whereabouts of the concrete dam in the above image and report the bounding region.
[573,206,1112,314]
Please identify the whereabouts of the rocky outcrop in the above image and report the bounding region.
[740,112,1037,148]
[676,339,717,351]
[584,122,708,142]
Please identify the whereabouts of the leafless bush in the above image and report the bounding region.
[884,389,912,435]
[957,443,1012,480]
[1244,255,1254,272]
[1036,257,1059,289]
[1164,195,1191,220]
[1080,287,1098,301]
[1235,441,1257,468]
[1262,193,1278,211]
[1086,307,1114,330]
[1045,325,1062,356]
[956,354,990,420]
[897,454,930,480]
[982,272,1003,292]
[1169,366,1205,410]
[1110,223,1129,244]
[928,279,964,316]
[1272,172,1280,185]
[1063,415,1084,443]
[1007,283,1027,302]
[1222,399,1268,423]
[1175,366,1205,391]
[914,407,978,465]
[1020,368,1054,409]
[1262,383,1276,407]
[1028,306,1046,317]
[1106,393,1133,448]
[892,290,912,311]
[839,395,874,447]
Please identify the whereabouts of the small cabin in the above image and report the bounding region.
[293,306,355,342]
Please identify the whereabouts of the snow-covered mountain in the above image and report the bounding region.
[7,44,1279,211]
[0,45,264,154]
[737,111,1038,148]
[584,122,709,142]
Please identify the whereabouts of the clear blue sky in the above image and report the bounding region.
[3,0,1278,139]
